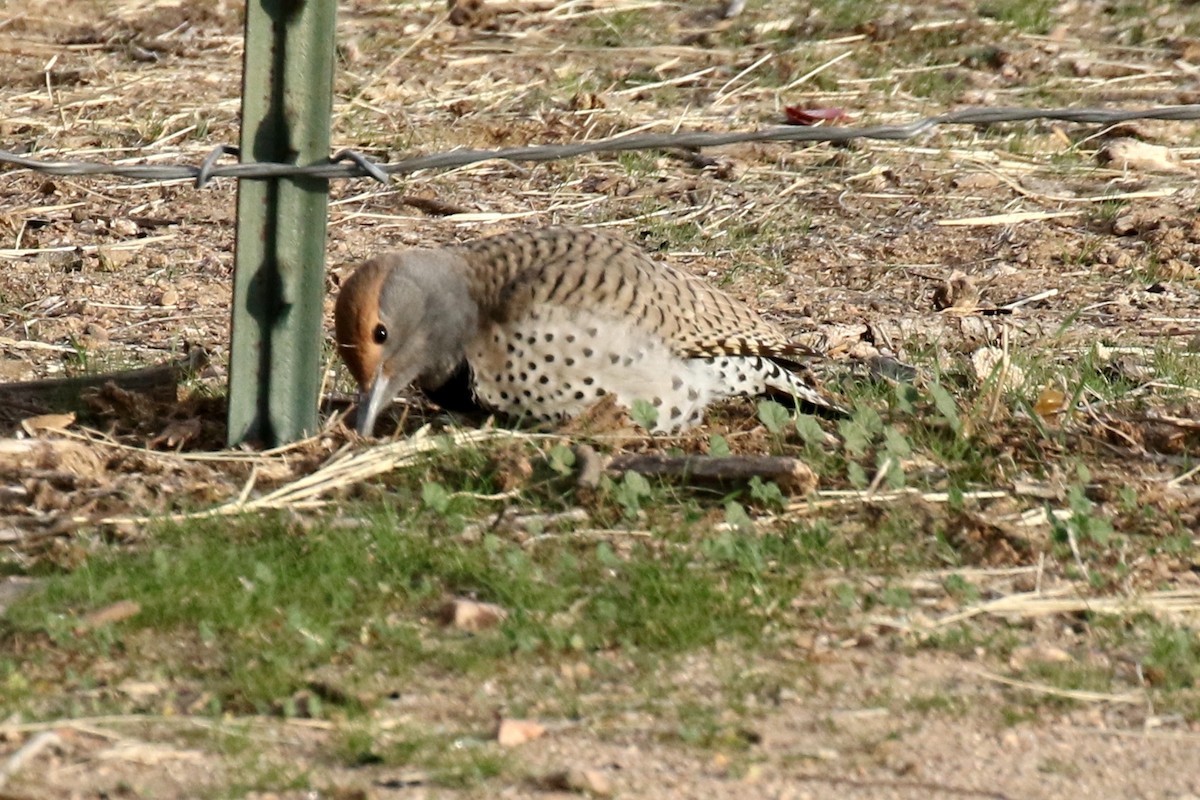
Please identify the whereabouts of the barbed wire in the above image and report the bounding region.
[3,105,1198,189]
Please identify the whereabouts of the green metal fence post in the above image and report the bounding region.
[227,0,337,447]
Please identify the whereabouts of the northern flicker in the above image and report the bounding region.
[335,226,836,435]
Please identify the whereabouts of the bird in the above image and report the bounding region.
[334,226,837,435]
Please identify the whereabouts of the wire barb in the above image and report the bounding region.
[330,149,390,184]
[195,144,240,189]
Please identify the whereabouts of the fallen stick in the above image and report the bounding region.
[605,453,817,493]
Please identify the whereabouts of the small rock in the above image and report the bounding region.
[865,354,918,383]
[1009,644,1073,669]
[437,598,508,632]
[742,763,765,783]
[159,287,179,306]
[111,217,139,236]
[117,679,165,703]
[559,662,592,682]
[1072,60,1137,79]
[572,444,603,490]
[42,250,84,272]
[96,247,134,271]
[951,173,1002,190]
[541,767,613,796]
[83,323,110,342]
[495,718,545,747]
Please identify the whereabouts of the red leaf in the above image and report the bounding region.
[784,106,852,126]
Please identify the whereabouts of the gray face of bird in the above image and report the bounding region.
[355,252,480,435]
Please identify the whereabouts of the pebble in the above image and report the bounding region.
[111,217,139,236]
[495,718,545,747]
[542,767,613,797]
[438,598,508,632]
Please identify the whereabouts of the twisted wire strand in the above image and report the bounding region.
[2,105,1197,187]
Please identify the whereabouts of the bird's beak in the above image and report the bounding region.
[355,364,418,436]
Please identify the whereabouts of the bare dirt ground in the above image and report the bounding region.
[2,0,1200,798]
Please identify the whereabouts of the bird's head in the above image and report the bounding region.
[334,250,478,436]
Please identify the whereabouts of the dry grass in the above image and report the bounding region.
[2,1,1200,797]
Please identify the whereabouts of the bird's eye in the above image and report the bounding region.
[372,324,388,344]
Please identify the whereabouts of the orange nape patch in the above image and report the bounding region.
[334,258,393,390]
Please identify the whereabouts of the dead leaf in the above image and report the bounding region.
[1172,38,1200,62]
[21,412,76,435]
[932,271,980,311]
[971,347,1025,392]
[569,91,605,111]
[1099,138,1186,173]
[1033,386,1069,419]
[485,444,533,492]
[448,0,494,27]
[496,718,545,747]
[558,393,634,435]
[147,417,202,450]
[784,106,851,125]
[1111,207,1172,236]
[944,510,1033,567]
[78,600,141,630]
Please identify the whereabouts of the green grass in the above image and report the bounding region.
[904,68,968,103]
[616,150,664,178]
[979,0,1057,33]
[906,691,970,715]
[334,724,509,787]
[802,0,899,36]
[1145,623,1200,691]
[995,615,1200,720]
[223,758,313,798]
[2,473,834,718]
[580,9,658,48]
